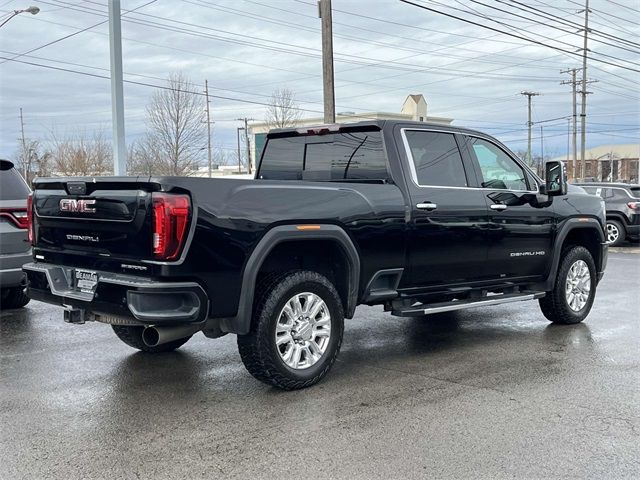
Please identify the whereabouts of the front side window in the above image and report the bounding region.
[468,138,529,191]
[404,130,467,187]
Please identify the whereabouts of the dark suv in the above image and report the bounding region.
[575,183,640,246]
[0,159,31,309]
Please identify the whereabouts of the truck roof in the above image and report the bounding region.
[267,120,488,139]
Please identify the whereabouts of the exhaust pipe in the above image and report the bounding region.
[142,324,203,347]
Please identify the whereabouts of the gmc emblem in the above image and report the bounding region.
[59,198,96,213]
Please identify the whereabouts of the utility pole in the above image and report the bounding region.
[540,125,544,176]
[108,0,126,175]
[561,68,580,180]
[567,118,571,175]
[521,91,540,167]
[19,107,27,180]
[236,118,255,174]
[579,0,590,183]
[204,80,213,178]
[318,0,335,124]
[236,127,245,173]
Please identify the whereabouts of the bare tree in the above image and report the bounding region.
[128,137,165,176]
[265,88,302,129]
[48,130,112,176]
[138,72,207,176]
[14,138,51,184]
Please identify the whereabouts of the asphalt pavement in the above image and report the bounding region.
[1,251,639,479]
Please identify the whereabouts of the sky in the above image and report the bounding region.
[0,0,638,165]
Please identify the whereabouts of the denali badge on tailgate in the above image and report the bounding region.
[59,198,96,213]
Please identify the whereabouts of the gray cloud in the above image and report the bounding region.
[0,0,638,162]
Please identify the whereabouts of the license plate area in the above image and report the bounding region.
[74,269,98,294]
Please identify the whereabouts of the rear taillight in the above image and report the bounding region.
[0,205,29,230]
[27,194,34,244]
[628,201,639,210]
[152,192,190,260]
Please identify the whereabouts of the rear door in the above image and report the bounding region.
[399,128,490,288]
[463,136,554,280]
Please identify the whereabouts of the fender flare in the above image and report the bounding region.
[220,224,360,335]
[543,218,605,291]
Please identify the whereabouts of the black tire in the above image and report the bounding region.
[237,270,344,390]
[539,246,596,324]
[1,287,30,309]
[605,219,625,246]
[111,325,191,353]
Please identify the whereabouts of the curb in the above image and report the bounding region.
[609,247,640,254]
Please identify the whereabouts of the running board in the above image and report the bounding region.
[391,292,546,317]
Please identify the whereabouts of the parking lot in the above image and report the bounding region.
[1,249,638,479]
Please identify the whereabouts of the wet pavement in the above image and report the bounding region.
[1,252,639,479]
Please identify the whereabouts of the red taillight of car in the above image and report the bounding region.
[27,193,34,244]
[0,205,29,230]
[152,192,191,260]
[628,201,639,210]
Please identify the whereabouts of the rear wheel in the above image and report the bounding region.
[539,246,596,324]
[605,219,625,246]
[1,287,30,309]
[111,325,191,353]
[237,270,344,390]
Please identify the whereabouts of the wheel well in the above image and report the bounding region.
[257,240,351,313]
[605,214,627,228]
[561,227,602,268]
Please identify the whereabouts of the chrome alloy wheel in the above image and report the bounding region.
[565,259,591,312]
[606,223,620,244]
[275,292,331,370]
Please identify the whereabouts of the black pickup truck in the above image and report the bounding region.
[24,120,607,389]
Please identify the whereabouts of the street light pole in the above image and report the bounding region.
[108,0,126,175]
[0,6,39,28]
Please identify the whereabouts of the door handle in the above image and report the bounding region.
[490,204,508,211]
[416,203,437,211]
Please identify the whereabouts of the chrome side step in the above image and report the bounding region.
[391,292,545,317]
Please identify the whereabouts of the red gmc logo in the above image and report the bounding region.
[59,198,96,213]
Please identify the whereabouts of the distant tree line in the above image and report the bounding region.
[13,73,302,183]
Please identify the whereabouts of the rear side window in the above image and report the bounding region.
[404,130,467,187]
[259,130,388,181]
[0,167,30,200]
[629,186,640,198]
[581,186,597,194]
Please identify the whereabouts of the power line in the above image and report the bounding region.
[0,0,157,65]
[467,0,640,55]
[398,0,640,73]
[419,0,640,67]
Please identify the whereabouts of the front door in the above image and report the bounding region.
[400,128,490,288]
[464,136,555,280]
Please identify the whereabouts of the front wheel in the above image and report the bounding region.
[539,246,596,324]
[237,270,344,390]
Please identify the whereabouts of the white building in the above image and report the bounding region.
[247,94,453,172]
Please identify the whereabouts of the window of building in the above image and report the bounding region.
[404,130,467,187]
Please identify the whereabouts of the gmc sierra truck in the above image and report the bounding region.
[23,120,607,390]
